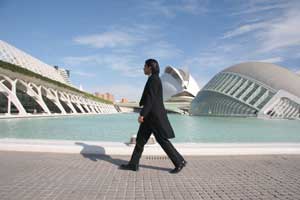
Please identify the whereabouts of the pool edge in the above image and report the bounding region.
[1,138,300,156]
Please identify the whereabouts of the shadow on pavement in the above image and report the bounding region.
[75,142,170,172]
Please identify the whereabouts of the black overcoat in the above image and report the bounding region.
[139,74,175,139]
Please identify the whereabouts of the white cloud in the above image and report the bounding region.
[223,2,300,53]
[73,31,143,48]
[183,44,248,69]
[151,0,300,87]
[68,24,183,78]
[72,70,96,78]
[63,55,97,66]
[256,57,283,63]
[73,24,161,49]
[140,0,208,18]
[223,22,266,39]
[184,54,228,68]
[258,8,300,52]
[181,40,269,83]
[231,2,290,16]
[143,41,183,60]
[63,54,143,77]
[143,1,175,18]
[178,0,209,15]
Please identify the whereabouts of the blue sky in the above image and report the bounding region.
[1,0,300,101]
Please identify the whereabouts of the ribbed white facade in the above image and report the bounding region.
[0,40,69,84]
[0,40,118,117]
[190,62,300,120]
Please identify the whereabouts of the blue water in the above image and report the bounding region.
[0,113,300,143]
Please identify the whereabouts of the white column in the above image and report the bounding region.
[48,88,66,114]
[7,90,11,114]
[19,81,51,114]
[0,79,27,115]
[59,92,77,114]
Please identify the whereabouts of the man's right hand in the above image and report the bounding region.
[138,116,144,123]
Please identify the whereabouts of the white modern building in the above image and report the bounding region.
[0,40,118,117]
[190,62,300,119]
[161,66,200,102]
[0,40,70,85]
[160,66,200,115]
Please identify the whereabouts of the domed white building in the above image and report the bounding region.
[161,66,200,102]
[190,62,300,119]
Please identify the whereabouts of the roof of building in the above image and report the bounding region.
[222,62,300,97]
[0,40,68,84]
[162,66,200,97]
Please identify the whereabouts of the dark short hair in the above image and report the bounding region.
[145,58,160,75]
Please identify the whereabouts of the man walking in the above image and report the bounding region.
[120,59,186,174]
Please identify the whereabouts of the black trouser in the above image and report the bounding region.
[128,121,184,167]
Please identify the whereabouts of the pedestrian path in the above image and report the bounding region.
[0,151,300,200]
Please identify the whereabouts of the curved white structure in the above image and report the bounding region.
[191,62,300,119]
[0,40,118,117]
[161,66,200,102]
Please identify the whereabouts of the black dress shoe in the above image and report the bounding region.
[119,164,139,171]
[169,160,187,174]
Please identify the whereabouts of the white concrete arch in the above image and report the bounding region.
[43,87,66,114]
[16,79,51,114]
[58,91,77,114]
[69,94,85,113]
[0,75,26,115]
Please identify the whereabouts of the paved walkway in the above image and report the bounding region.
[1,151,300,200]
